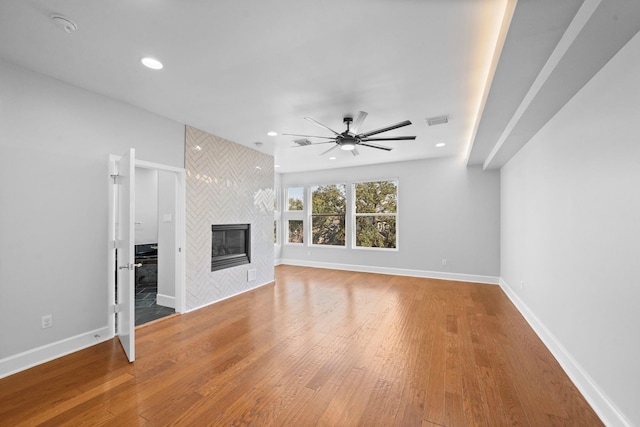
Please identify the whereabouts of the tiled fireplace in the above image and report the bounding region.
[184,125,274,310]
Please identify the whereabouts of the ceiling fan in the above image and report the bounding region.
[284,111,416,156]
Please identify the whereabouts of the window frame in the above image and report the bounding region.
[351,178,399,251]
[285,186,305,212]
[309,182,347,248]
[283,185,305,245]
[274,186,280,246]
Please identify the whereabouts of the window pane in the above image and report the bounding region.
[355,216,396,248]
[312,184,346,214]
[355,181,397,214]
[312,215,345,246]
[288,220,303,243]
[311,184,346,246]
[287,187,304,211]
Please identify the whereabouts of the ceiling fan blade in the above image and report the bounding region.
[351,147,359,156]
[291,141,336,148]
[304,117,340,136]
[358,120,412,138]
[320,144,339,156]
[361,136,416,141]
[282,133,335,140]
[359,142,393,151]
[350,111,368,134]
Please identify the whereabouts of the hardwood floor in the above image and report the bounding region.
[0,265,603,426]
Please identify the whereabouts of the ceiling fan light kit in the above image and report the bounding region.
[284,111,416,157]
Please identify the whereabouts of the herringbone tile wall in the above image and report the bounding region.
[185,126,275,310]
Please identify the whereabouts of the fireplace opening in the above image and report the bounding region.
[211,224,251,271]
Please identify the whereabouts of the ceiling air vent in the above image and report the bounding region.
[426,115,450,126]
[294,139,312,146]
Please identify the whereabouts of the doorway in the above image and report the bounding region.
[134,167,177,325]
[108,152,186,361]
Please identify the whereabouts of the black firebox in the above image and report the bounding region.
[211,224,251,271]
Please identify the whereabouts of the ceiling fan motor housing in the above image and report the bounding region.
[284,111,415,155]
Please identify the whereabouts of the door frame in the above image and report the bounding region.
[107,155,186,340]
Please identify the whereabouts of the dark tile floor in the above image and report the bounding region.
[135,260,175,326]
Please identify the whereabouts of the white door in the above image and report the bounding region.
[116,148,136,362]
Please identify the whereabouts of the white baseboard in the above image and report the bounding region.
[185,279,275,313]
[274,258,282,266]
[280,259,499,285]
[156,293,175,309]
[499,279,630,427]
[0,327,112,380]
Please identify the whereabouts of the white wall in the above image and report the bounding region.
[500,32,640,426]
[280,157,500,282]
[0,60,184,372]
[135,168,159,245]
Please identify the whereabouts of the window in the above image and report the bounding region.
[354,180,397,249]
[284,186,305,244]
[274,220,278,244]
[311,184,346,246]
[286,186,304,211]
[288,220,304,244]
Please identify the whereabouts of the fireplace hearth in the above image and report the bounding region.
[211,224,251,271]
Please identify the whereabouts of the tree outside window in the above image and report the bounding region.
[311,184,346,246]
[287,187,304,211]
[354,180,397,248]
[288,220,304,244]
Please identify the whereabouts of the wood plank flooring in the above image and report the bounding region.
[0,266,603,426]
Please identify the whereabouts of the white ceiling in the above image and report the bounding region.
[1,0,639,173]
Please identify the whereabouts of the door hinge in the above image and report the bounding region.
[113,304,120,314]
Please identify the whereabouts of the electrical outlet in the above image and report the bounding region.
[442,259,447,266]
[520,281,525,290]
[42,314,53,329]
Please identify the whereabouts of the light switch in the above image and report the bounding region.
[163,213,173,223]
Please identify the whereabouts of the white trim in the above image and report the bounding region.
[107,155,118,338]
[352,179,399,250]
[136,159,185,174]
[280,259,499,285]
[0,327,111,380]
[173,168,187,314]
[185,279,274,313]
[156,294,176,309]
[499,278,631,427]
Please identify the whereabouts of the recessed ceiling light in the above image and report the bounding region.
[329,156,337,160]
[435,142,446,147]
[141,57,163,70]
[274,164,281,168]
[267,131,278,136]
[255,166,262,170]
